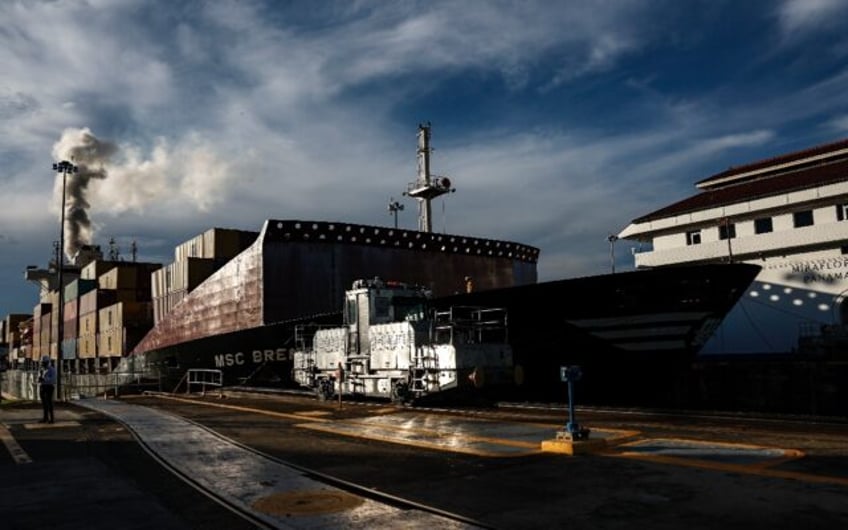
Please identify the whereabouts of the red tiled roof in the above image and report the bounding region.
[696,137,848,187]
[633,157,848,224]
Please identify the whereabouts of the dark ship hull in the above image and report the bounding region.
[131,219,759,404]
[434,262,761,405]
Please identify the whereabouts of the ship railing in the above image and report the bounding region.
[186,368,224,397]
[433,305,509,344]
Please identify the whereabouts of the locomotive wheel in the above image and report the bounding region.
[390,380,410,404]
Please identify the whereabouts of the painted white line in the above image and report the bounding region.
[0,423,33,464]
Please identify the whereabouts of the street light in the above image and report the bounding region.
[52,160,78,401]
[388,197,404,229]
[607,234,619,274]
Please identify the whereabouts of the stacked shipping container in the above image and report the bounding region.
[62,279,97,360]
[152,228,257,324]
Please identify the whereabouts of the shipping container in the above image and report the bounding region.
[78,333,97,358]
[98,327,122,357]
[64,278,98,301]
[98,262,161,291]
[98,326,148,358]
[99,301,153,333]
[79,312,97,336]
[2,314,29,344]
[174,228,258,262]
[63,298,78,339]
[40,314,51,348]
[79,289,118,315]
[81,260,116,280]
[151,258,219,298]
[33,303,51,321]
[202,227,258,260]
[61,338,77,359]
[50,308,59,338]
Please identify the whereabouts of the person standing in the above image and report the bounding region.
[38,356,56,424]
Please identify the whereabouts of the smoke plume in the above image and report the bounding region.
[51,128,117,261]
[50,127,230,262]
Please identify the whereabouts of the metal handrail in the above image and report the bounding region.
[186,369,224,397]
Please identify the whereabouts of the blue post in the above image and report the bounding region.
[566,377,579,434]
[560,365,588,440]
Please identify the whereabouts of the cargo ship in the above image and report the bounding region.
[3,123,760,406]
[125,124,759,403]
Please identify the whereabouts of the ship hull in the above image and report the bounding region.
[134,262,760,405]
[700,248,848,356]
[434,262,760,405]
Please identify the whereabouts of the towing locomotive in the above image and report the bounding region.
[291,278,515,403]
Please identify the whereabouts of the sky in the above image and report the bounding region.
[2,0,848,316]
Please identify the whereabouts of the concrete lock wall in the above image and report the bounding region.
[1,369,161,401]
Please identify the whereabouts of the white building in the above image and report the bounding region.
[619,138,848,355]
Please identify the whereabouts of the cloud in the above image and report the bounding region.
[3,1,848,313]
[777,0,848,34]
[827,115,848,133]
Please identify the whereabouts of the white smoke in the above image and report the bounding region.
[51,127,231,260]
[51,128,116,260]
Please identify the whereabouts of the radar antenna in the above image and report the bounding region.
[404,122,455,232]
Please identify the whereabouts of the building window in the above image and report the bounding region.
[837,204,848,222]
[718,222,737,240]
[793,210,814,228]
[686,230,702,245]
[754,217,773,234]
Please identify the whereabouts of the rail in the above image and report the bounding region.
[186,369,224,397]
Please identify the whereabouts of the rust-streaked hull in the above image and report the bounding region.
[131,219,538,385]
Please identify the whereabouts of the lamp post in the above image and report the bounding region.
[607,234,619,274]
[52,160,77,401]
[388,197,404,229]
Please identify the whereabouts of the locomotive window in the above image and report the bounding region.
[393,297,425,321]
[375,296,390,318]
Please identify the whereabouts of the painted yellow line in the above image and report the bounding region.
[611,437,848,487]
[616,436,804,469]
[293,410,334,417]
[615,452,848,487]
[0,423,32,464]
[23,421,81,430]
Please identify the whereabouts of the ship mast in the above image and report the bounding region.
[405,122,454,232]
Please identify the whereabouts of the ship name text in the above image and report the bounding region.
[214,348,291,368]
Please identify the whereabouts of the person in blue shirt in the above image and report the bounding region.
[38,356,56,424]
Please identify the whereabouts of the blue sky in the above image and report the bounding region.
[2,0,848,316]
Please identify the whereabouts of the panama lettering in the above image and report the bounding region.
[791,257,848,284]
